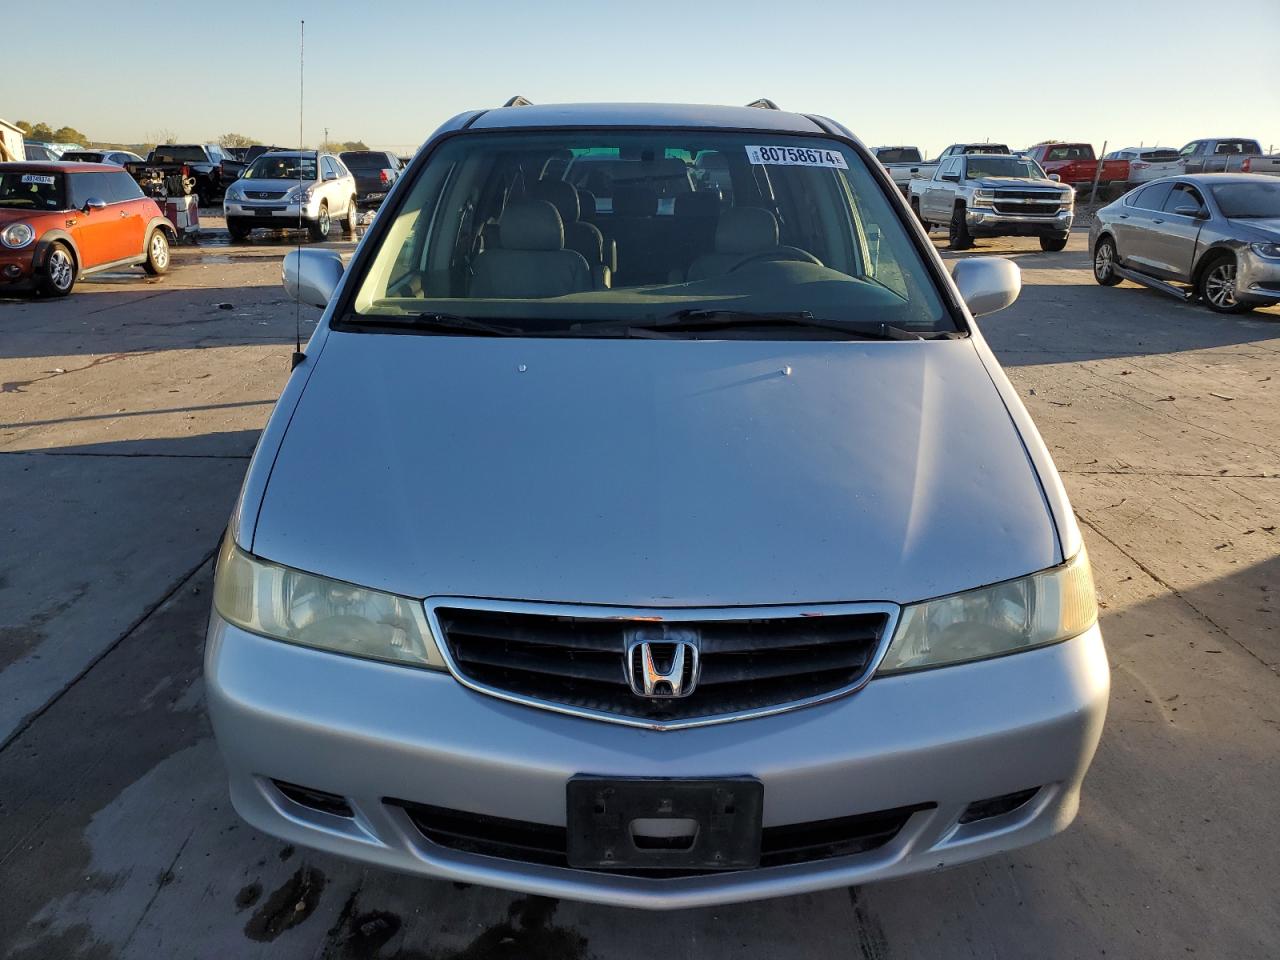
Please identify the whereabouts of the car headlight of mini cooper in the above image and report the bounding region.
[1250,242,1280,260]
[1,222,35,249]
[213,537,447,669]
[878,549,1097,674]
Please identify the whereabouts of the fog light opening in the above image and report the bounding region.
[272,780,354,818]
[2,264,21,279]
[959,787,1040,825]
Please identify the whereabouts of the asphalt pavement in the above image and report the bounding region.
[1,220,1277,959]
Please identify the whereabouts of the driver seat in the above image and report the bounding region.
[685,206,780,282]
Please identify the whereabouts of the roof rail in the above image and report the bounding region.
[502,96,533,107]
[746,98,780,110]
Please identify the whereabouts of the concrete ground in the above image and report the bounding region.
[1,220,1277,959]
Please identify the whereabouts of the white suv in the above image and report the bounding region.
[223,151,357,242]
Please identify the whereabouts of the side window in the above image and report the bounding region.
[1133,181,1174,211]
[942,158,960,178]
[321,157,337,179]
[1163,184,1205,216]
[1179,142,1199,157]
[110,171,145,202]
[1047,147,1069,161]
[67,172,115,207]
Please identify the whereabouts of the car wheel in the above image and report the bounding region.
[1093,236,1121,286]
[1198,254,1253,314]
[143,229,170,275]
[37,242,76,297]
[344,196,358,235]
[948,204,973,250]
[227,219,251,242]
[308,202,330,242]
[1040,234,1069,253]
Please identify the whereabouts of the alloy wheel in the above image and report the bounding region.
[151,233,169,269]
[1204,262,1236,308]
[1094,244,1112,280]
[48,249,73,291]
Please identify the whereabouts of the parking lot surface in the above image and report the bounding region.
[2,223,1278,959]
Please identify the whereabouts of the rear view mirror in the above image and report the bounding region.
[952,257,1021,317]
[283,249,344,307]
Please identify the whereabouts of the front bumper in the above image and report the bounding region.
[0,250,35,286]
[223,198,321,223]
[1237,248,1280,305]
[965,207,1073,238]
[206,614,1109,908]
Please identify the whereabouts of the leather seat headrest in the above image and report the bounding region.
[527,179,581,224]
[576,188,598,221]
[612,184,658,217]
[715,207,779,254]
[499,200,565,251]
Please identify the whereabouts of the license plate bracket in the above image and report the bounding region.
[566,776,763,871]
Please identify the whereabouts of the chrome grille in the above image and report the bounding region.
[428,600,895,729]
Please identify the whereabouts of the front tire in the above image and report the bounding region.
[38,242,76,297]
[307,201,330,242]
[1198,254,1252,314]
[948,204,973,250]
[1040,233,1069,253]
[911,197,928,231]
[1093,236,1121,285]
[227,218,251,242]
[143,229,170,275]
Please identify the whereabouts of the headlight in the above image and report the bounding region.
[1,222,35,249]
[224,186,243,201]
[1061,191,1075,205]
[973,189,995,200]
[1250,242,1280,259]
[213,537,447,669]
[284,185,312,203]
[877,549,1096,675]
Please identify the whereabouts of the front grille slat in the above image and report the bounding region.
[434,605,889,725]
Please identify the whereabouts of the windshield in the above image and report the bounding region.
[0,171,66,210]
[1212,181,1280,218]
[349,131,952,336]
[151,146,207,163]
[244,155,316,181]
[342,152,392,171]
[967,157,1045,180]
[876,148,922,164]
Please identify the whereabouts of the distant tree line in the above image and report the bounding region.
[14,122,374,155]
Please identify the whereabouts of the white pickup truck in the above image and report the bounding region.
[871,146,938,195]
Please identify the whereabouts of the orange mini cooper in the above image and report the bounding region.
[0,162,176,296]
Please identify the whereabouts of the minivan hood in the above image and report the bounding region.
[251,334,1058,607]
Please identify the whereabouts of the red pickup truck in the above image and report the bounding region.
[1024,143,1129,194]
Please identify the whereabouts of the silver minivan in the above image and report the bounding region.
[206,101,1109,909]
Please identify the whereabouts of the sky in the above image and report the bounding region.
[5,0,1279,158]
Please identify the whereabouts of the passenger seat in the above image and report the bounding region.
[470,201,593,298]
[527,179,613,286]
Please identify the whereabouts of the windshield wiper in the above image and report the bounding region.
[345,312,523,336]
[624,309,925,340]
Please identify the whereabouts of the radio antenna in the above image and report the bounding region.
[291,18,306,370]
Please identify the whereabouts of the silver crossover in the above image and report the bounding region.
[205,101,1109,909]
[222,150,358,243]
[1090,173,1280,313]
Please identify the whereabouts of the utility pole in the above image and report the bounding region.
[324,127,329,151]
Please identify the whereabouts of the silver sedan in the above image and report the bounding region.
[1089,173,1280,313]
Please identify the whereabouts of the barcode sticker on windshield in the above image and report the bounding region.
[21,174,56,185]
[746,146,847,169]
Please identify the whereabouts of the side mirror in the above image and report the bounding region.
[1174,204,1208,219]
[952,256,1021,318]
[83,197,107,214]
[941,172,960,182]
[1048,173,1062,182]
[323,171,337,181]
[283,249,344,307]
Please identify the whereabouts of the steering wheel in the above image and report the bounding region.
[727,246,823,273]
